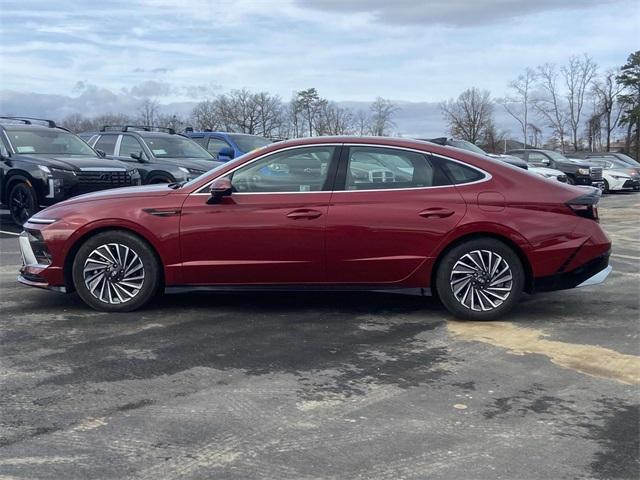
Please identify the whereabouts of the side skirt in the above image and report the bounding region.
[165,285,432,297]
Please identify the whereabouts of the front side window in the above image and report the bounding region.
[528,152,550,164]
[8,129,96,155]
[94,135,118,155]
[142,136,214,160]
[119,135,146,158]
[345,147,450,190]
[207,138,231,158]
[229,134,271,153]
[231,146,335,193]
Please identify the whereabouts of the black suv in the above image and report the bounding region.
[0,117,141,225]
[507,149,604,189]
[83,126,223,184]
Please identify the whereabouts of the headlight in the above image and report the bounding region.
[22,230,53,265]
[577,168,590,175]
[611,175,629,180]
[38,165,51,174]
[38,165,75,176]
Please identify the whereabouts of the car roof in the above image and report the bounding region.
[1,123,65,132]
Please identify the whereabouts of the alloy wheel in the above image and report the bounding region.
[10,186,34,225]
[449,249,513,312]
[83,243,145,304]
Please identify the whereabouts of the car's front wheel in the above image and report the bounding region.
[72,230,161,312]
[8,182,39,226]
[436,238,524,320]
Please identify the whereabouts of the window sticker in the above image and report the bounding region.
[16,146,35,153]
[300,185,311,192]
[152,149,167,155]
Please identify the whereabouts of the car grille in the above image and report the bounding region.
[589,167,603,181]
[557,174,568,183]
[75,170,134,194]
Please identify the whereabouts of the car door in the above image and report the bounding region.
[325,145,467,285]
[179,144,341,285]
[114,134,148,164]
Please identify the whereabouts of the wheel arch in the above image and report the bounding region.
[430,231,534,298]
[63,225,165,293]
[2,171,37,204]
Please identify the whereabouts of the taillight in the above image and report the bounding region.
[566,190,600,222]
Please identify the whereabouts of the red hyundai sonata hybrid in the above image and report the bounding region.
[18,136,612,320]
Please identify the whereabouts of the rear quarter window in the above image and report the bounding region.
[438,158,485,184]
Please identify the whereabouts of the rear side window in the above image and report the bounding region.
[438,158,485,184]
[345,146,451,190]
[94,135,117,155]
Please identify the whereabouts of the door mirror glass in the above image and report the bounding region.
[207,177,233,204]
[130,151,145,162]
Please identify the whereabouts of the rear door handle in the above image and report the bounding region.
[418,207,454,219]
[286,209,323,220]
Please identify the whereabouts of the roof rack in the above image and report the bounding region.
[99,125,175,135]
[425,137,448,146]
[0,116,58,128]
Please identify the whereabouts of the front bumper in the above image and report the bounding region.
[17,231,66,292]
[533,251,611,293]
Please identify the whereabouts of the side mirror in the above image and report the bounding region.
[96,149,106,158]
[130,151,146,162]
[218,146,234,159]
[206,178,233,204]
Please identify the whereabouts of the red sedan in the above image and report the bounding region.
[18,137,612,320]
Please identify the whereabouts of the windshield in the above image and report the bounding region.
[7,129,96,156]
[229,134,271,153]
[546,151,568,162]
[449,139,487,155]
[142,136,215,160]
[614,153,640,165]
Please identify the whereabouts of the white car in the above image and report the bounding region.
[583,157,640,192]
[527,165,568,183]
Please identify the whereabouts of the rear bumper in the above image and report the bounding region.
[533,251,611,293]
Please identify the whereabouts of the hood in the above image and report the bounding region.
[153,157,222,172]
[528,166,565,176]
[47,183,173,207]
[19,154,132,171]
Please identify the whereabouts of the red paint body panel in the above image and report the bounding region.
[20,136,611,295]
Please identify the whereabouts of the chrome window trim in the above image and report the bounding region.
[190,143,491,196]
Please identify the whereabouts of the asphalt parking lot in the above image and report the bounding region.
[0,193,638,480]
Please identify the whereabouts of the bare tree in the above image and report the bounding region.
[60,113,94,133]
[156,113,186,132]
[527,123,542,147]
[137,98,159,126]
[369,97,399,136]
[191,99,221,130]
[441,88,493,143]
[562,54,598,151]
[253,92,285,137]
[316,103,355,135]
[534,63,568,152]
[592,70,625,151]
[617,51,640,159]
[355,109,371,135]
[500,68,536,147]
[481,120,509,153]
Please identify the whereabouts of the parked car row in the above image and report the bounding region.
[1,117,272,225]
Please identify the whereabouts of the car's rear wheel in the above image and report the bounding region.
[436,238,524,320]
[8,182,39,226]
[603,179,610,193]
[72,230,161,312]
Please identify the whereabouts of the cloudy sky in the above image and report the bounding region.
[0,0,637,126]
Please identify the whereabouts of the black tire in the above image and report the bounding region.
[72,230,161,312]
[8,182,39,226]
[566,176,576,185]
[603,180,610,193]
[435,238,524,321]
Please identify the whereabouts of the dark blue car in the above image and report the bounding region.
[184,131,272,161]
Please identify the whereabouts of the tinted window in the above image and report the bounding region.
[231,146,334,193]
[527,152,550,164]
[207,138,231,158]
[142,136,214,160]
[345,147,449,190]
[94,135,118,155]
[229,134,271,152]
[119,135,145,158]
[439,158,485,184]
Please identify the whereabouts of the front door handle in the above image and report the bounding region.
[286,209,323,220]
[418,207,454,219]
